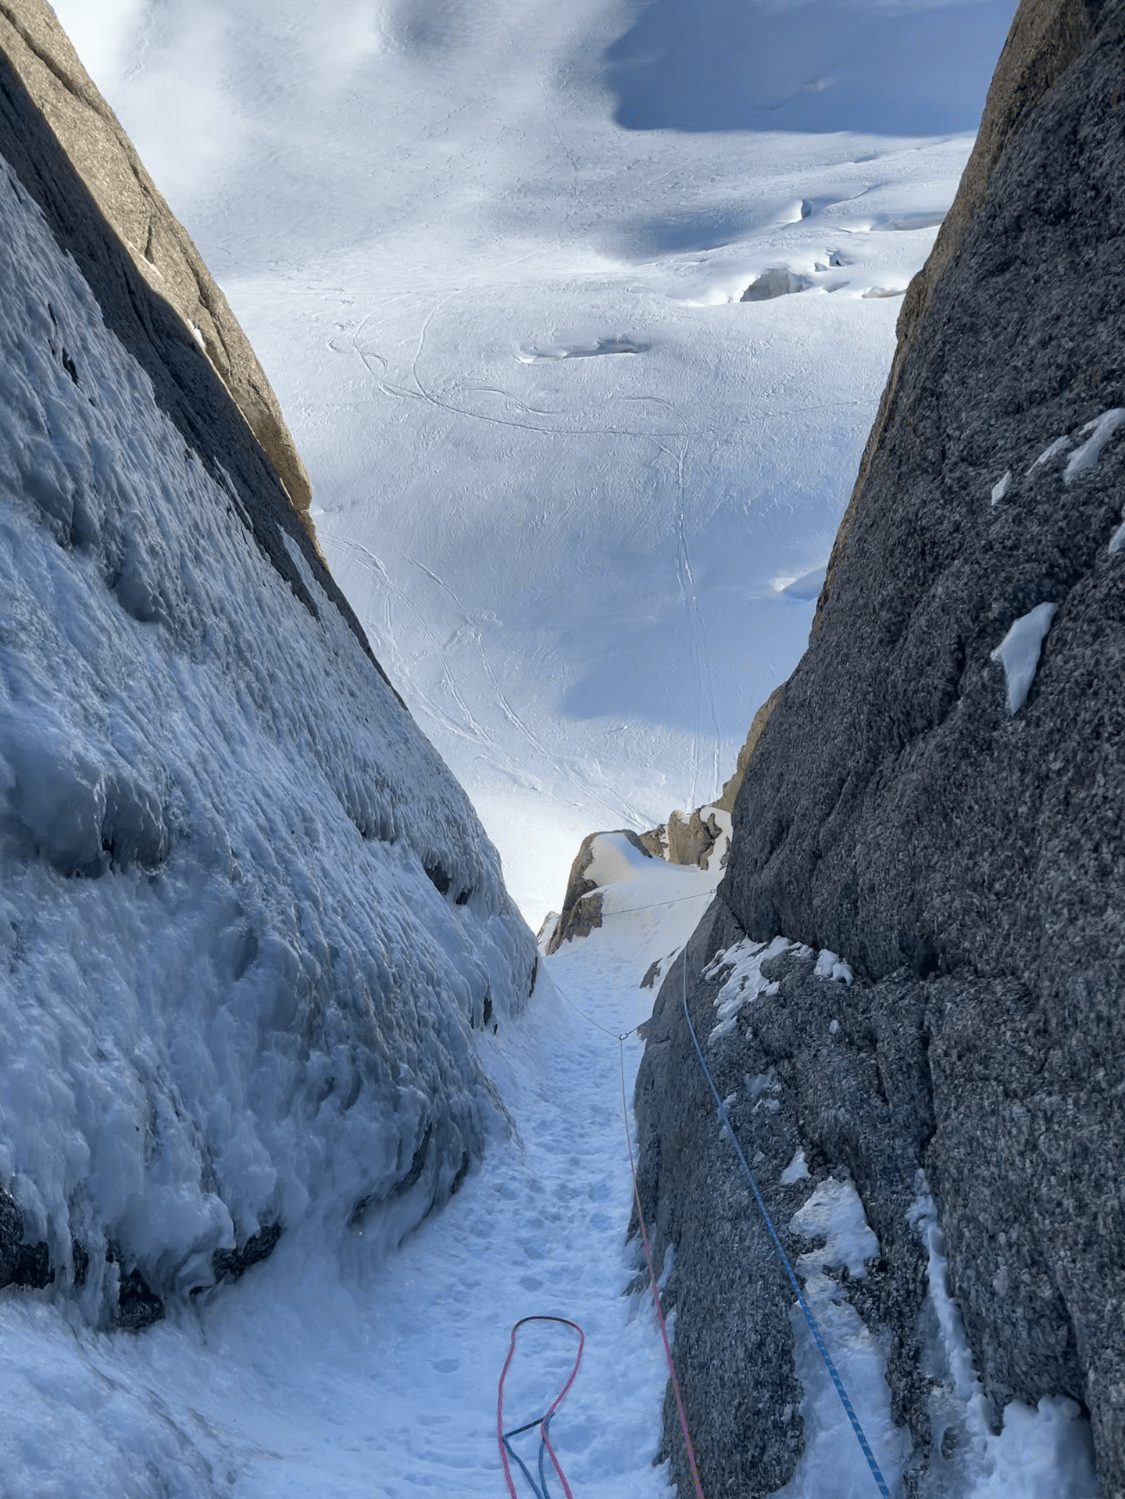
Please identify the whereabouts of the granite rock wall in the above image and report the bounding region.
[636,1,1125,1492]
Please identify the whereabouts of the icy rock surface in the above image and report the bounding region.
[0,150,535,1321]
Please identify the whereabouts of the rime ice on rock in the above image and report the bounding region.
[0,150,536,1322]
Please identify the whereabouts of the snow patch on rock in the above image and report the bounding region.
[1026,436,1072,475]
[1064,407,1125,484]
[781,1149,810,1185]
[990,470,1011,505]
[814,949,854,985]
[704,934,791,1041]
[908,1190,1098,1498]
[990,603,1058,714]
[776,1178,909,1495]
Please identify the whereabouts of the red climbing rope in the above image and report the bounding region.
[497,1315,585,1499]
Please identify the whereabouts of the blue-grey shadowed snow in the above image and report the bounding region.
[604,0,1017,136]
[615,206,779,257]
[553,503,830,733]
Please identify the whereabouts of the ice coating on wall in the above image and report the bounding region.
[0,154,537,1319]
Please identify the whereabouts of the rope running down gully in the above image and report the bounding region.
[504,887,891,1498]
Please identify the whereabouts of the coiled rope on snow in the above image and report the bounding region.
[497,1315,584,1499]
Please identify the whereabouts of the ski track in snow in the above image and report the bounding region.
[661,438,722,809]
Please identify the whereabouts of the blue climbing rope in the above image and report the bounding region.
[679,953,892,1499]
[501,1412,557,1499]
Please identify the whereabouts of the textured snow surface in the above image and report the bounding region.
[0,155,535,1316]
[55,0,1016,925]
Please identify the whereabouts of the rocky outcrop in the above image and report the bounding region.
[638,806,730,870]
[636,1,1125,1495]
[0,0,314,536]
[714,683,786,814]
[0,1185,51,1292]
[545,829,652,952]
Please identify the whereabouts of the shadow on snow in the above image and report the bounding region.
[603,0,1016,137]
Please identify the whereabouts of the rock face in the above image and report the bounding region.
[714,683,786,814]
[0,11,535,1328]
[638,806,731,870]
[0,0,315,534]
[636,1,1125,1494]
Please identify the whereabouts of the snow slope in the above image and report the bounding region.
[54,0,1017,924]
[0,141,535,1321]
